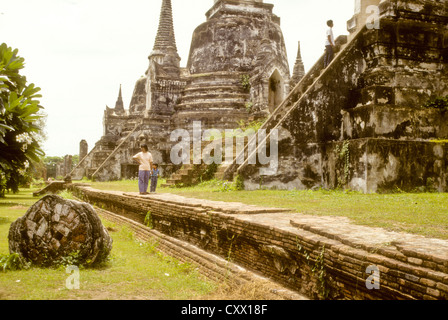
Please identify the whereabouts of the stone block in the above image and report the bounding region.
[426,287,441,298]
[8,195,112,267]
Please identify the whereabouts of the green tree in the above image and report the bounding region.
[0,43,45,197]
[72,154,79,167]
[43,156,64,178]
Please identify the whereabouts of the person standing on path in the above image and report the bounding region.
[324,20,335,68]
[150,163,160,193]
[132,145,153,195]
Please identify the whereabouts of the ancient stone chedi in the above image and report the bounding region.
[72,0,295,181]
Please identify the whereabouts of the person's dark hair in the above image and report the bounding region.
[153,163,158,168]
[327,20,333,27]
[141,144,148,152]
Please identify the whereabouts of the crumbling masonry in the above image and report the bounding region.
[72,0,297,182]
[73,0,448,193]
[229,0,448,193]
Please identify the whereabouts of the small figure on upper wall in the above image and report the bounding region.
[324,20,335,68]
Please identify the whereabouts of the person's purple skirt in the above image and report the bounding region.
[138,170,151,194]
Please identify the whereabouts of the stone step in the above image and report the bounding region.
[183,85,246,95]
[180,97,248,106]
[184,77,241,85]
[181,93,248,104]
[216,165,229,172]
[185,72,244,86]
[214,164,231,180]
[172,173,191,181]
[171,174,183,180]
[178,169,191,175]
[176,101,246,110]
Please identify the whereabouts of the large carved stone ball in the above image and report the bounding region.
[8,195,112,267]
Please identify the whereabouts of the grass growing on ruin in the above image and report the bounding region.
[88,179,448,240]
[0,188,217,300]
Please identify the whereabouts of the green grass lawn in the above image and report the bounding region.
[88,179,448,240]
[0,188,217,300]
[2,183,446,300]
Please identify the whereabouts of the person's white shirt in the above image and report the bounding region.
[325,27,335,46]
[133,152,153,171]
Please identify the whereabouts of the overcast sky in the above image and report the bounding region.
[0,0,354,157]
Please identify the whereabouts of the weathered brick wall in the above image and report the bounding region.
[71,185,448,300]
[94,204,307,300]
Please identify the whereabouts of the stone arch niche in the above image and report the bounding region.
[268,69,285,113]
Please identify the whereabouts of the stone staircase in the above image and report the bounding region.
[161,138,214,187]
[224,0,448,193]
[162,135,240,187]
[214,164,231,180]
[91,124,141,181]
[162,164,198,188]
[84,147,115,179]
[136,33,352,188]
[222,34,351,181]
[166,45,354,187]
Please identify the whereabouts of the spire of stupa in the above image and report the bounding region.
[153,0,178,52]
[149,0,180,77]
[290,41,305,89]
[114,84,124,114]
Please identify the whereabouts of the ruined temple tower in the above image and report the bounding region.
[290,41,306,89]
[79,140,88,162]
[114,85,124,115]
[145,0,183,116]
[72,0,292,181]
[176,0,291,126]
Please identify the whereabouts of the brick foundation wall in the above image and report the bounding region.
[71,185,448,300]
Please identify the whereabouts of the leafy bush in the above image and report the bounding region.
[53,251,83,268]
[245,101,254,113]
[216,175,245,192]
[200,163,218,182]
[236,119,266,133]
[31,178,46,188]
[0,43,45,196]
[240,75,251,92]
[144,211,154,229]
[234,175,245,191]
[424,95,448,111]
[0,253,31,272]
[218,181,234,192]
